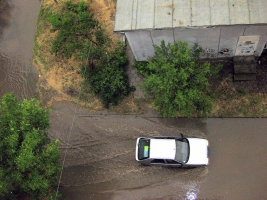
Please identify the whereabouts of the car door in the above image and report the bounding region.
[150,159,167,166]
[165,159,182,167]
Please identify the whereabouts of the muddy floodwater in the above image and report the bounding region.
[50,102,267,200]
[0,0,40,99]
[1,1,267,199]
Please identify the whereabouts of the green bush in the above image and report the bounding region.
[81,42,135,108]
[133,61,152,76]
[140,40,222,118]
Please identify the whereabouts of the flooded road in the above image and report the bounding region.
[0,0,40,99]
[1,1,267,199]
[199,118,267,200]
[50,102,267,200]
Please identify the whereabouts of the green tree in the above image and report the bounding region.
[138,41,221,118]
[49,1,134,108]
[49,1,109,59]
[0,93,61,199]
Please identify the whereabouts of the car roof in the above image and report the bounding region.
[149,139,176,160]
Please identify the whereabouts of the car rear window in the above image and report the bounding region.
[138,138,150,160]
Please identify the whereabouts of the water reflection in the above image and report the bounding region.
[185,188,198,200]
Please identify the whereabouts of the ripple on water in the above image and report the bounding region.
[0,0,40,100]
[0,53,38,99]
[0,53,10,91]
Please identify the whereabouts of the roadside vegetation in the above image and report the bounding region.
[34,0,267,117]
[34,0,137,112]
[134,42,267,117]
[211,74,267,117]
[134,41,222,118]
[48,1,134,108]
[0,93,62,199]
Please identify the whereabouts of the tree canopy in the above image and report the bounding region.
[0,93,61,199]
[49,1,109,59]
[136,41,221,117]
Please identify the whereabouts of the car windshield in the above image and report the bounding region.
[175,138,189,163]
[138,138,150,160]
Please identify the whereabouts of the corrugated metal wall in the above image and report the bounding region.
[125,25,267,61]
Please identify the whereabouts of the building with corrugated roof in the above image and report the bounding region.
[114,0,267,61]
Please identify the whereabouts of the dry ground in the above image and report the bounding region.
[33,0,142,114]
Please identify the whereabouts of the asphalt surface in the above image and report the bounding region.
[51,102,267,200]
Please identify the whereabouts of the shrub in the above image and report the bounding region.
[140,40,222,117]
[133,61,151,76]
[81,42,135,108]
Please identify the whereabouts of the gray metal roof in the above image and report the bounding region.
[114,0,267,31]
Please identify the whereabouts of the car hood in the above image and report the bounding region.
[186,138,208,165]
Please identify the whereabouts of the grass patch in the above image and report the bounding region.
[211,77,267,117]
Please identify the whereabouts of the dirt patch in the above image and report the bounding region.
[33,0,123,110]
[34,0,146,114]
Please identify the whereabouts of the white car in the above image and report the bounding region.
[135,135,209,167]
